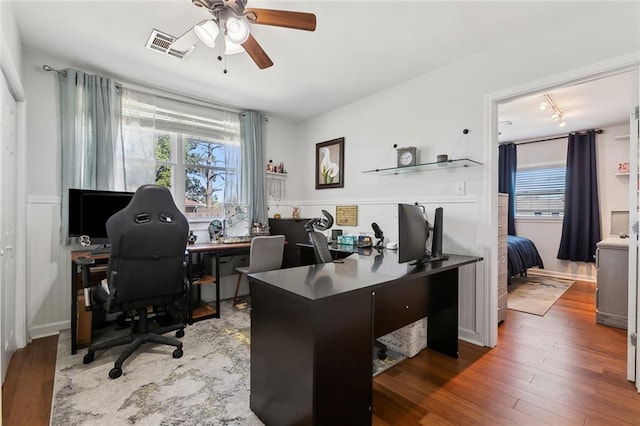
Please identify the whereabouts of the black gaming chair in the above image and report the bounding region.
[79,184,189,379]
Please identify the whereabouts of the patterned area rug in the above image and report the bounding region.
[508,274,574,316]
[51,301,261,426]
[51,301,406,425]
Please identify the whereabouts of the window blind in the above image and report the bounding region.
[515,167,566,216]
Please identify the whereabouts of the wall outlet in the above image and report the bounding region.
[455,181,466,196]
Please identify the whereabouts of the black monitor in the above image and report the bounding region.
[398,203,428,264]
[68,188,134,248]
[398,203,448,265]
[429,207,446,261]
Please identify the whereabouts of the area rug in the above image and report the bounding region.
[51,301,406,425]
[508,274,574,316]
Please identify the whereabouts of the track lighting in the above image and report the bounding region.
[541,93,566,128]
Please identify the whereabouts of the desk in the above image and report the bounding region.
[248,250,482,425]
[69,242,252,354]
[70,250,110,355]
[185,241,251,323]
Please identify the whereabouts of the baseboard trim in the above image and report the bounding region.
[527,269,596,283]
[30,321,68,340]
[459,328,484,347]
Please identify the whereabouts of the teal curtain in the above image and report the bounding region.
[59,69,122,245]
[240,112,267,226]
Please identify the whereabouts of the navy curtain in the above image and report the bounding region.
[498,143,517,235]
[557,130,601,262]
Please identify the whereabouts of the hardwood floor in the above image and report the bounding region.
[3,280,639,425]
[373,280,640,425]
[2,334,57,426]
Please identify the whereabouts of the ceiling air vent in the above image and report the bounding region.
[145,29,194,59]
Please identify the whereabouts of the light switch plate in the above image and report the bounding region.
[455,181,466,196]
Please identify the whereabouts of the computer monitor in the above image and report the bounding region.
[398,203,448,265]
[429,207,446,261]
[398,203,428,264]
[68,188,134,247]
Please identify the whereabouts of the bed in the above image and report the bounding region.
[507,235,544,281]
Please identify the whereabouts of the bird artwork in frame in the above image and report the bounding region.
[315,137,345,189]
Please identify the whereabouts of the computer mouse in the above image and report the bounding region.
[386,241,398,250]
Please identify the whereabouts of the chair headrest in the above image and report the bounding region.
[305,209,334,232]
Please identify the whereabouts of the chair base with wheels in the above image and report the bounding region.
[83,306,185,379]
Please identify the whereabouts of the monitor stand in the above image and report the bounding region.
[423,254,449,263]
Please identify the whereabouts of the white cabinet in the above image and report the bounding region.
[595,237,629,329]
[498,193,508,323]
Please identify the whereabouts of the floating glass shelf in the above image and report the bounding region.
[362,158,482,175]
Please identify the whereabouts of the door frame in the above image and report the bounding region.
[1,39,28,355]
[629,70,640,387]
[483,52,640,348]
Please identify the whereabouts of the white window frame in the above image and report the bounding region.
[119,91,242,221]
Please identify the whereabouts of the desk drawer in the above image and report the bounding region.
[373,277,430,337]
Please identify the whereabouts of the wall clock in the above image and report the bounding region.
[396,146,418,167]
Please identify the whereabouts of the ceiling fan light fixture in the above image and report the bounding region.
[224,36,245,55]
[226,18,250,44]
[195,20,219,48]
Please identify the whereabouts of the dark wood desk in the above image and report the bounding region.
[69,242,252,354]
[70,250,111,355]
[185,241,251,323]
[249,250,482,425]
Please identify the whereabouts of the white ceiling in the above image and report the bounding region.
[498,72,634,143]
[10,0,634,133]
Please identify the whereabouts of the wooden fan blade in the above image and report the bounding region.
[245,8,316,31]
[242,34,273,69]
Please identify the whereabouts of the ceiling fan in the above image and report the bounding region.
[176,0,316,70]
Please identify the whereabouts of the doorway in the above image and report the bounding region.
[486,61,640,391]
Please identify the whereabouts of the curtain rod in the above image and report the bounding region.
[41,64,249,116]
[503,129,603,146]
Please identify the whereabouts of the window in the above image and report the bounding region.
[117,90,242,220]
[515,166,566,217]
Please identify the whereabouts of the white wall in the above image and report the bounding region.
[18,2,640,346]
[515,124,630,281]
[1,1,23,78]
[269,4,640,344]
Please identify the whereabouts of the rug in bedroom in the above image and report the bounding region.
[51,300,406,425]
[508,274,574,316]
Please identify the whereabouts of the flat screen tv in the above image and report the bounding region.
[398,203,448,265]
[68,188,134,248]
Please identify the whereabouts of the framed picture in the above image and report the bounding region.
[315,137,345,189]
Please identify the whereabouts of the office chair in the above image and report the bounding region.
[233,235,285,306]
[305,211,390,360]
[305,210,334,264]
[80,184,189,379]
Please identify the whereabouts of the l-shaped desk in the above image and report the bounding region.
[248,249,482,425]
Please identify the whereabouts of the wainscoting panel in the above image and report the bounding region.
[26,196,69,339]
